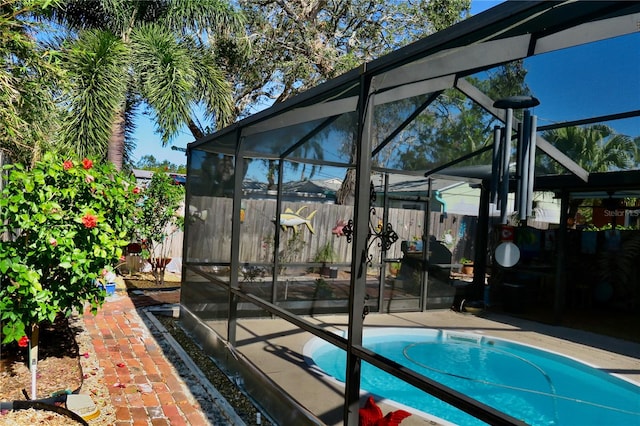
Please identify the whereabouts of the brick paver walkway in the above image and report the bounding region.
[83,289,210,426]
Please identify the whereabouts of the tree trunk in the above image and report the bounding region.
[267,160,276,190]
[107,109,126,171]
[187,118,205,140]
[336,168,356,205]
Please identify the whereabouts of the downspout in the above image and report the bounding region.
[434,190,447,216]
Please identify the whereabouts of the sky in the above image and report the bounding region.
[130,1,504,167]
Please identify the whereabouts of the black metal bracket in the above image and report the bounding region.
[362,294,371,319]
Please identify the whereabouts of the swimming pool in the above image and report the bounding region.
[304,328,640,425]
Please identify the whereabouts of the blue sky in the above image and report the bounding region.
[131,1,504,166]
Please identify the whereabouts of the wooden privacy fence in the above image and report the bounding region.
[151,226,184,259]
[185,197,477,265]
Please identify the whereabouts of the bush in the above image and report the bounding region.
[133,170,184,284]
[0,153,140,343]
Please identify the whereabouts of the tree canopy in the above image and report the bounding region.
[230,0,472,201]
[392,62,531,171]
[135,155,186,174]
[231,0,471,119]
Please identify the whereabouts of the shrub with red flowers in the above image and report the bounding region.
[0,153,140,344]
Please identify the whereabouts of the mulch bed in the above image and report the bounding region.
[0,318,83,402]
[0,315,117,425]
[121,272,181,291]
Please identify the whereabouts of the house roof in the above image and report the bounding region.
[133,169,154,180]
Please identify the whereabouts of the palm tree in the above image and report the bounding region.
[541,124,636,174]
[52,0,248,170]
[541,124,637,222]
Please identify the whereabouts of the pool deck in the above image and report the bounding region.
[227,309,640,426]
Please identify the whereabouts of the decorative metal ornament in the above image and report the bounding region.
[342,219,354,243]
[342,182,399,267]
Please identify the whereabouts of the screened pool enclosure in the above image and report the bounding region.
[180,2,640,425]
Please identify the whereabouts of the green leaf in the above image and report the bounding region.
[59,262,72,269]
[34,213,47,224]
[0,258,11,274]
[24,178,35,193]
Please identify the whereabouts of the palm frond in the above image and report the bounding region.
[49,0,245,161]
[0,1,63,165]
[164,0,246,37]
[122,91,140,167]
[130,24,195,144]
[188,41,233,127]
[52,0,168,34]
[61,29,129,159]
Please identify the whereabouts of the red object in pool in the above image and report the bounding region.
[359,396,411,426]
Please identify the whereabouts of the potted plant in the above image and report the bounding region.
[134,171,185,285]
[389,262,401,277]
[314,242,337,277]
[460,257,474,275]
[0,154,139,398]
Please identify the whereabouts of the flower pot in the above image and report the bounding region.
[320,265,331,277]
[388,262,401,277]
[150,258,172,269]
[104,283,116,295]
[329,267,338,278]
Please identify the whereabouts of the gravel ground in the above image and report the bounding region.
[150,313,275,426]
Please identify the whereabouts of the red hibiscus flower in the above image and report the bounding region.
[82,158,93,170]
[133,186,141,194]
[49,237,58,246]
[82,213,98,228]
[18,336,29,348]
[63,160,73,170]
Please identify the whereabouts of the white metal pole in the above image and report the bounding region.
[519,110,531,221]
[500,108,513,224]
[491,126,502,205]
[527,115,538,218]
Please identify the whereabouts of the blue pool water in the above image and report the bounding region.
[304,328,640,425]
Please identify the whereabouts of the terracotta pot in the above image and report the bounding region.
[150,258,172,268]
[462,264,474,275]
